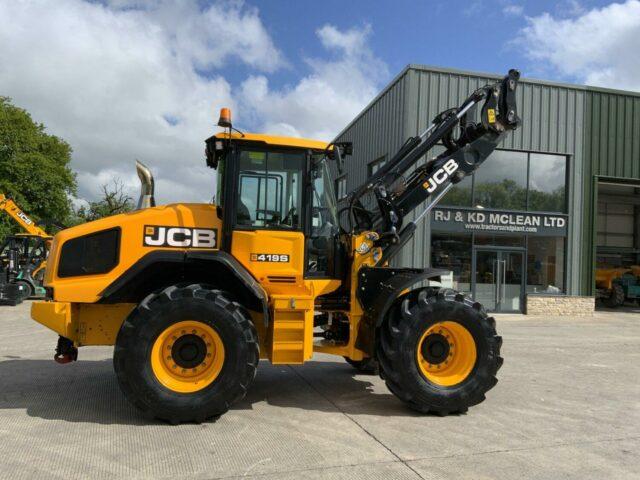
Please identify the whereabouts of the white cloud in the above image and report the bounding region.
[503,3,524,16]
[104,0,287,73]
[519,0,640,91]
[557,0,586,17]
[0,0,288,204]
[239,24,388,140]
[463,0,484,17]
[0,1,384,204]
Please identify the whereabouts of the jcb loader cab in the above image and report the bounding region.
[31,70,521,423]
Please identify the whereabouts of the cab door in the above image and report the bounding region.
[229,147,306,295]
[304,156,342,279]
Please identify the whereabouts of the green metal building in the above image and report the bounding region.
[334,65,640,313]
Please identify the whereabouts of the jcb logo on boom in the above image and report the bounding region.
[422,159,459,193]
[143,225,217,248]
[17,211,33,225]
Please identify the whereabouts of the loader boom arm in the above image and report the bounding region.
[343,69,521,263]
[0,194,49,237]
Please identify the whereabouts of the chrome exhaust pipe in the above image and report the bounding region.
[136,160,155,209]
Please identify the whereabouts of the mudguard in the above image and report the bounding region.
[354,266,448,356]
[99,250,270,325]
[357,266,449,327]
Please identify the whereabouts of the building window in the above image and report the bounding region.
[430,150,569,308]
[526,236,565,293]
[368,156,386,177]
[335,176,347,200]
[442,150,569,213]
[442,174,472,207]
[528,153,567,213]
[474,234,525,248]
[431,233,472,294]
[473,150,528,210]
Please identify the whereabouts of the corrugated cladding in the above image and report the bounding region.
[581,91,640,292]
[334,70,410,191]
[335,64,640,296]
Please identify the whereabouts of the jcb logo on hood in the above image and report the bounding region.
[422,159,459,193]
[143,225,217,248]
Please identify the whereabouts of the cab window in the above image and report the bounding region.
[236,149,304,229]
[214,154,225,207]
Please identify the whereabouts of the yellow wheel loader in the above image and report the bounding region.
[30,71,521,422]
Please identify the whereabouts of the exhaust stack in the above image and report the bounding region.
[136,160,155,209]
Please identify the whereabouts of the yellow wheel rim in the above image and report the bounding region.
[416,321,477,387]
[150,320,225,393]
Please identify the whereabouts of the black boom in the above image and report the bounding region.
[343,69,521,264]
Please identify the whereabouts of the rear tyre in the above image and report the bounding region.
[114,284,259,423]
[16,280,32,300]
[377,288,502,415]
[603,284,625,308]
[344,356,379,374]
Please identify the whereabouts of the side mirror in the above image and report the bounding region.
[205,136,227,169]
[329,142,352,174]
[337,141,353,156]
[334,145,344,174]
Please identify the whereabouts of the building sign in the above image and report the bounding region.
[431,207,568,236]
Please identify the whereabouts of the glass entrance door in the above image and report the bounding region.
[473,249,524,312]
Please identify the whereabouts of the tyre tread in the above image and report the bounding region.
[114,284,259,424]
[376,287,502,415]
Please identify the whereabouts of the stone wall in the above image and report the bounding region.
[526,295,594,316]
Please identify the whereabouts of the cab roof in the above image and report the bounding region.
[213,132,329,151]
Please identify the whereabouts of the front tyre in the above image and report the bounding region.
[114,284,259,423]
[377,288,502,415]
[603,283,625,308]
[15,280,32,300]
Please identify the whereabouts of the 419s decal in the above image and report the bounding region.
[250,253,289,263]
[143,225,217,248]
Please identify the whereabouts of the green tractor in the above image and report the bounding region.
[596,266,640,308]
[615,266,640,306]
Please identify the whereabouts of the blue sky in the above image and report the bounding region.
[243,0,615,90]
[1,0,638,203]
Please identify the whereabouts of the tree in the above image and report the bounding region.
[72,178,134,223]
[0,97,76,237]
[443,179,565,213]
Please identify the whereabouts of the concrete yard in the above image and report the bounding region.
[0,302,639,479]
